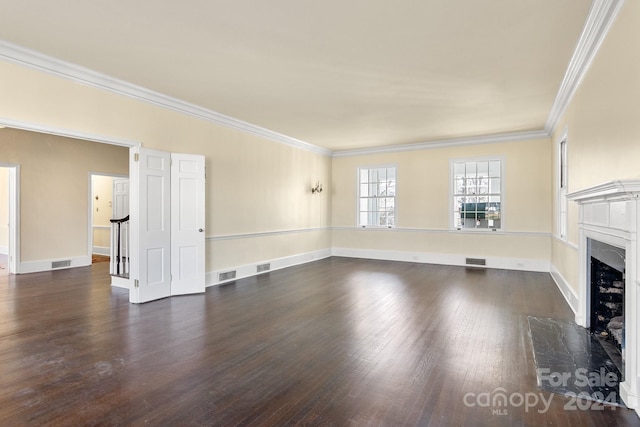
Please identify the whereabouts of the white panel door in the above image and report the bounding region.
[130,148,171,303]
[170,153,205,295]
[112,178,129,219]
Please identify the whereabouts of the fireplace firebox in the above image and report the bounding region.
[590,250,624,352]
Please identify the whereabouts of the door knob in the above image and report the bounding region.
[199,228,204,232]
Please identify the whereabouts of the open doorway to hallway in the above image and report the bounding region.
[90,174,128,265]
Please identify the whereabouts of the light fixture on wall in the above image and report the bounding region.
[311,181,323,194]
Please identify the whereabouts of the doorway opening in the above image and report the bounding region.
[89,173,129,265]
[0,164,18,275]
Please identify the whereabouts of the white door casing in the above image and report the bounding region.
[170,153,205,295]
[130,148,172,303]
[0,165,19,274]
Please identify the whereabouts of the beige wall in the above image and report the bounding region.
[551,0,640,295]
[332,138,553,264]
[0,60,332,272]
[0,129,128,261]
[0,166,8,252]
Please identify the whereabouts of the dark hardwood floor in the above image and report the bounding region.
[1,257,639,426]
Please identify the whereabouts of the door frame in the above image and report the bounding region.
[0,163,19,274]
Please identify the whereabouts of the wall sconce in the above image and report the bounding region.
[311,181,323,194]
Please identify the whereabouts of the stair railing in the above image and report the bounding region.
[109,215,130,277]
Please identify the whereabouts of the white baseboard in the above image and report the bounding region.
[331,247,551,273]
[19,255,91,274]
[621,381,639,412]
[550,264,579,315]
[111,275,131,289]
[0,245,8,254]
[92,246,110,256]
[207,248,332,286]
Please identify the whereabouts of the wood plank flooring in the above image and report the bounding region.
[1,257,639,426]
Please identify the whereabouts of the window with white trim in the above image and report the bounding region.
[452,159,502,230]
[559,137,568,239]
[358,166,396,227]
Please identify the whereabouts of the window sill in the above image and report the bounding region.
[452,228,502,233]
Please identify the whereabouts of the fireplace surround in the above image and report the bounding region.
[568,180,640,411]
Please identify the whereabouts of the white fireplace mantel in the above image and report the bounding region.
[568,180,640,412]
[568,180,640,203]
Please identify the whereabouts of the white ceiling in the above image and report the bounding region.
[0,0,591,151]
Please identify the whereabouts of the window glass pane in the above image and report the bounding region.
[489,161,501,178]
[465,178,476,194]
[360,183,369,197]
[477,161,489,178]
[489,178,501,194]
[454,178,465,194]
[454,162,465,178]
[359,212,368,225]
[385,181,396,196]
[465,162,477,177]
[379,181,389,197]
[478,177,489,194]
[387,167,396,180]
[386,212,395,226]
[377,168,387,182]
[368,211,379,226]
[360,169,369,183]
[369,182,379,196]
[386,197,395,211]
[359,199,369,211]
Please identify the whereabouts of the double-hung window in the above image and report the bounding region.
[452,158,502,230]
[358,166,396,227]
[559,135,568,239]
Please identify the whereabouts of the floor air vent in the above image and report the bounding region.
[218,270,236,281]
[465,258,486,267]
[52,260,71,269]
[257,263,271,273]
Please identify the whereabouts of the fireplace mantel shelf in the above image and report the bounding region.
[568,180,640,203]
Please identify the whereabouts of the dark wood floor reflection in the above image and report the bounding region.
[1,257,639,426]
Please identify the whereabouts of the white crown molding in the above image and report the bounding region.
[0,40,331,157]
[544,0,625,134]
[0,116,140,147]
[332,130,550,157]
